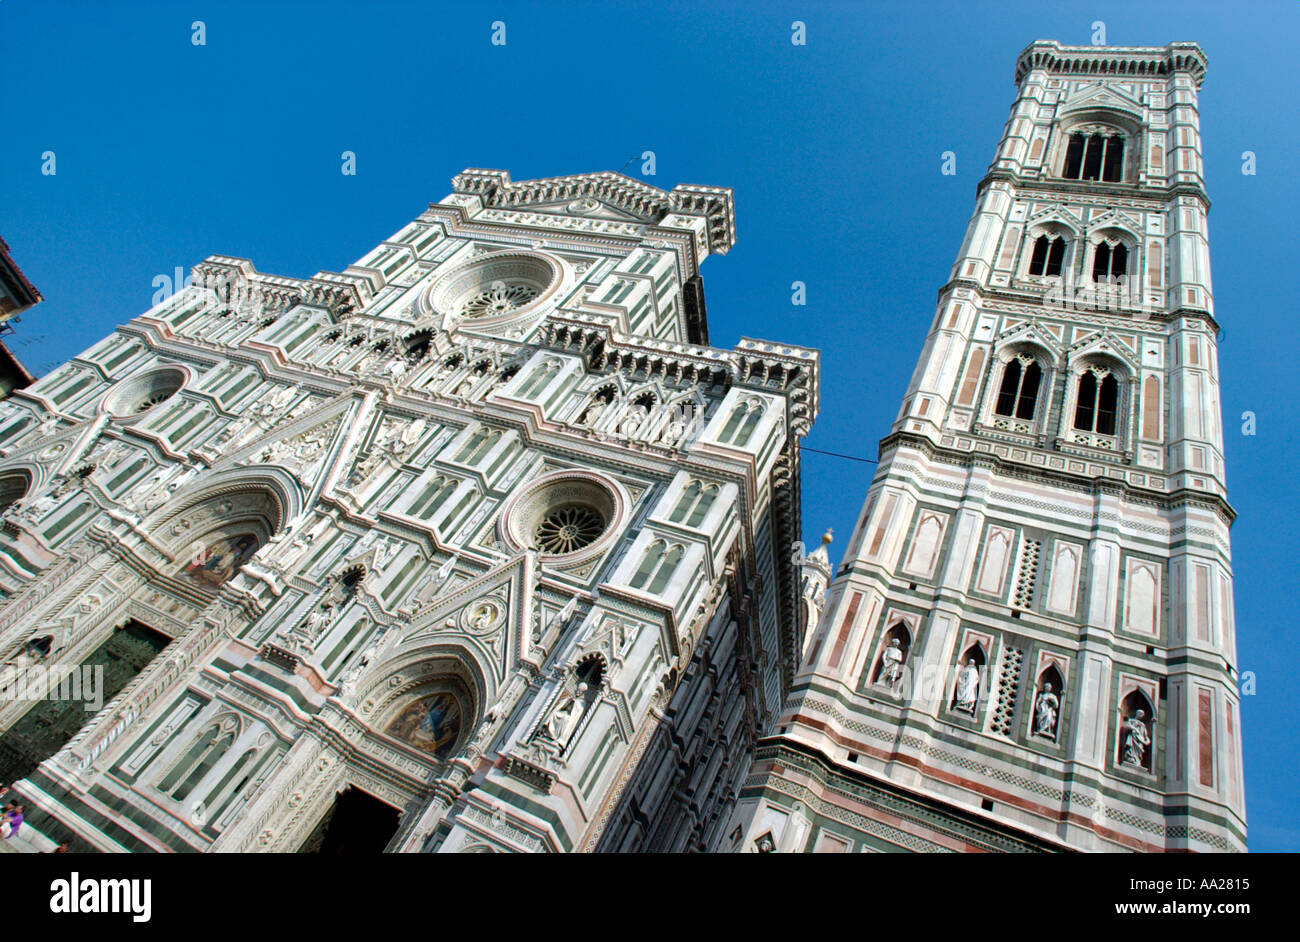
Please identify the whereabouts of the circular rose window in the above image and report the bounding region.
[534,504,605,554]
[425,252,562,328]
[461,281,540,318]
[500,471,626,564]
[101,367,187,420]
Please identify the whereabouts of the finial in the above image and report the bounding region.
[821,528,833,546]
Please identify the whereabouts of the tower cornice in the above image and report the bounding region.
[1014,40,1208,89]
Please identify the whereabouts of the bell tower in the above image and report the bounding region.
[733,41,1245,853]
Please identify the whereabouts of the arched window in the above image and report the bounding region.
[647,545,685,594]
[669,481,702,524]
[994,358,1042,421]
[1062,130,1125,182]
[410,476,457,518]
[669,480,719,528]
[158,725,219,795]
[455,428,489,463]
[686,485,718,528]
[630,540,665,590]
[719,405,746,442]
[628,540,684,595]
[1091,241,1129,283]
[1073,368,1120,436]
[172,731,235,801]
[1027,235,1066,277]
[734,407,763,447]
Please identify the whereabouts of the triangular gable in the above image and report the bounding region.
[399,551,540,686]
[1060,82,1143,119]
[526,199,645,223]
[0,415,96,472]
[1067,327,1139,372]
[1087,207,1141,238]
[994,319,1064,358]
[218,392,363,503]
[1026,204,1083,235]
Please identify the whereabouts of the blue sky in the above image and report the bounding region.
[3,0,1296,850]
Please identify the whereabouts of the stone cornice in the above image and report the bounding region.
[978,171,1211,213]
[1014,40,1208,89]
[878,429,1236,527]
[450,168,737,255]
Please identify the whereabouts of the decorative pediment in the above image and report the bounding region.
[216,393,357,497]
[399,552,540,685]
[0,415,94,468]
[526,198,645,223]
[1086,208,1141,240]
[1059,81,1144,120]
[993,319,1064,360]
[1066,327,1139,373]
[1026,204,1083,236]
[450,169,737,254]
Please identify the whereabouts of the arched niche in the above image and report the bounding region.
[871,622,912,689]
[144,476,293,592]
[359,651,485,763]
[0,469,33,515]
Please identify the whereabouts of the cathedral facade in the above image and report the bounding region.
[732,41,1245,852]
[0,170,821,852]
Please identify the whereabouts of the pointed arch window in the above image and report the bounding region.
[1073,368,1120,436]
[1062,131,1125,182]
[1027,235,1066,277]
[994,357,1042,421]
[1091,242,1129,283]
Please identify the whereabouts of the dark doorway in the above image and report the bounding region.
[0,620,169,784]
[299,786,401,854]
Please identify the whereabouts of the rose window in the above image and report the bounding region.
[501,471,625,562]
[136,393,170,413]
[425,252,561,326]
[460,281,541,319]
[534,504,606,554]
[102,367,187,419]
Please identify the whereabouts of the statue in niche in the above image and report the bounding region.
[954,658,980,713]
[1033,683,1060,738]
[386,357,409,385]
[539,682,587,751]
[381,418,423,460]
[303,602,335,644]
[1121,710,1151,768]
[876,638,905,689]
[338,634,378,699]
[581,397,608,427]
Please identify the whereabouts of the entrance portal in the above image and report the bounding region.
[298,786,401,854]
[0,620,169,784]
